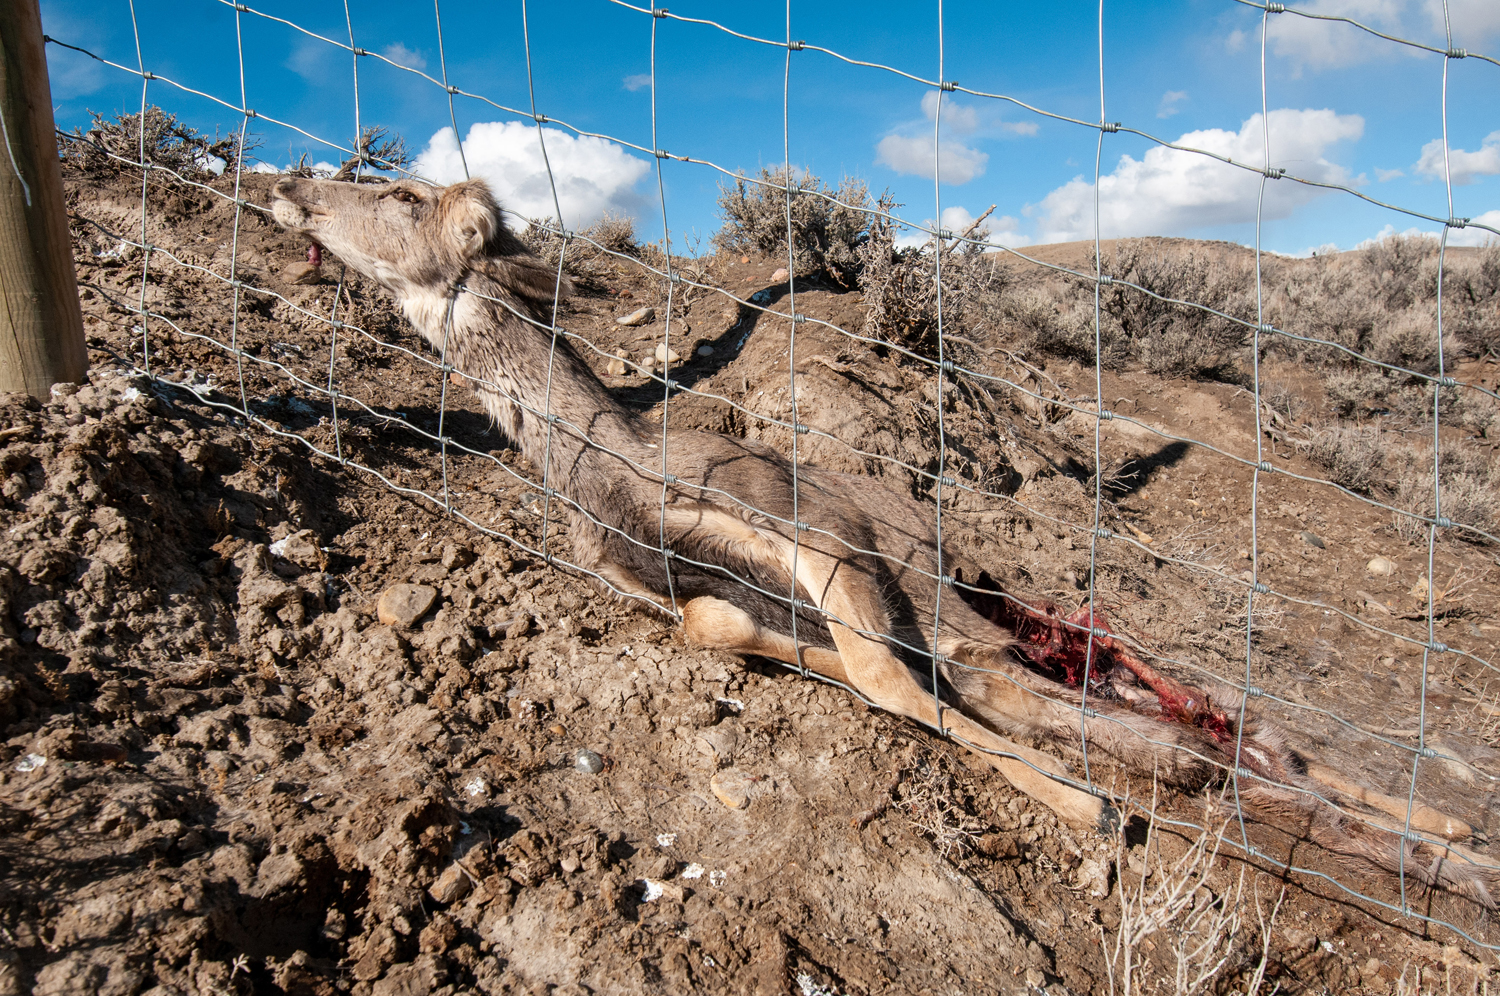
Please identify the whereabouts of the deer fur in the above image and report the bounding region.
[271,176,1500,908]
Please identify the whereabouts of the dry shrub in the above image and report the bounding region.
[1087,242,1255,378]
[1307,423,1386,493]
[983,285,1102,363]
[1363,232,1439,310]
[713,166,871,286]
[328,126,413,180]
[1391,454,1500,544]
[522,212,643,281]
[58,106,255,175]
[855,194,1008,360]
[1306,422,1500,543]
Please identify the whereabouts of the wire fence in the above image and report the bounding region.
[43,0,1500,954]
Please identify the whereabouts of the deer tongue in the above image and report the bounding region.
[307,243,323,267]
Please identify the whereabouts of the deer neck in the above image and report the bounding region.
[400,281,651,499]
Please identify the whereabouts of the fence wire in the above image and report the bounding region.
[43,0,1500,955]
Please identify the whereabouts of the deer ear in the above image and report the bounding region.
[439,180,500,259]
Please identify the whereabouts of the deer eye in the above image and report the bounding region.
[391,189,420,204]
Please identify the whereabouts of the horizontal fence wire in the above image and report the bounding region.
[43,0,1500,955]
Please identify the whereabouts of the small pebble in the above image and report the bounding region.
[605,355,629,376]
[279,260,322,285]
[1366,555,1397,576]
[710,768,754,810]
[1298,530,1325,549]
[770,267,789,282]
[696,344,714,357]
[574,749,605,775]
[616,306,655,327]
[654,343,681,364]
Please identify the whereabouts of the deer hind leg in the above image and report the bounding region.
[808,566,1110,829]
[681,595,850,684]
[940,640,1218,790]
[664,504,1110,827]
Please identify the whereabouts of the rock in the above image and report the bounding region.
[616,307,655,327]
[428,862,472,904]
[696,344,714,357]
[270,529,326,570]
[606,354,629,376]
[639,878,684,903]
[770,267,789,282]
[280,260,322,285]
[1298,530,1325,549]
[1367,555,1397,576]
[377,584,438,629]
[710,768,754,810]
[639,353,658,374]
[695,723,739,763]
[574,749,605,774]
[654,343,681,364]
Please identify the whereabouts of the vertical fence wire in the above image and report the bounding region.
[520,0,576,566]
[649,2,680,618]
[782,0,805,677]
[1080,0,1109,793]
[1233,3,1275,856]
[1401,0,1460,913]
[432,0,468,181]
[126,0,152,374]
[928,0,950,734]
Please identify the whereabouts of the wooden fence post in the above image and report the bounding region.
[0,0,87,399]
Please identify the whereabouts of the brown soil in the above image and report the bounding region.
[1,167,1498,996]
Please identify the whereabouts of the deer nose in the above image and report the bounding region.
[273,177,298,197]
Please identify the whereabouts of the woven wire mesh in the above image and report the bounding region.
[42,0,1500,950]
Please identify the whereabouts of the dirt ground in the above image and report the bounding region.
[1,166,1499,995]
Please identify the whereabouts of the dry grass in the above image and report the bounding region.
[854,195,1011,360]
[522,213,646,281]
[1099,792,1285,996]
[58,106,256,175]
[896,751,987,859]
[1303,423,1500,544]
[712,166,871,286]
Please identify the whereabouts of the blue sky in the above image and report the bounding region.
[42,0,1500,256]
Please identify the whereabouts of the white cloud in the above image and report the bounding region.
[1423,0,1500,47]
[414,122,651,228]
[381,43,427,72]
[894,206,1031,250]
[1451,210,1500,246]
[876,134,988,184]
[1000,120,1039,136]
[1264,0,1409,71]
[921,91,979,134]
[1354,223,1431,249]
[1028,108,1364,244]
[1344,213,1499,251]
[1158,91,1188,119]
[622,73,653,92]
[1414,131,1500,185]
[286,36,337,81]
[876,93,997,185]
[1255,0,1500,71]
[1375,167,1406,181]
